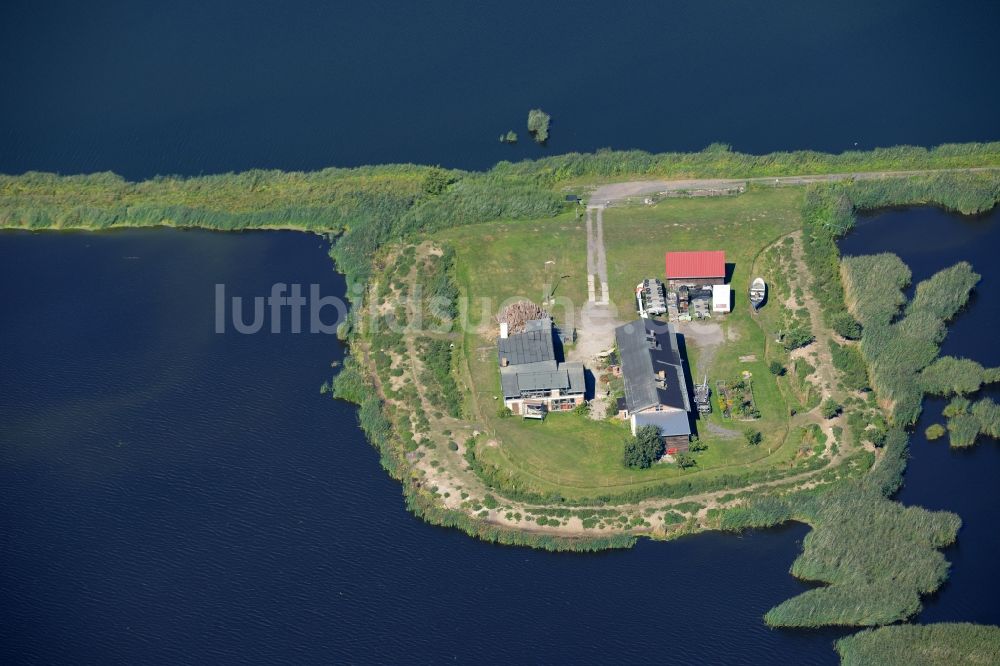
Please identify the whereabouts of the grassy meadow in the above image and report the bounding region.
[435,187,823,500]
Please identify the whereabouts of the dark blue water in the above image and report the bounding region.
[840,206,1000,627]
[0,230,851,664]
[1,0,998,179]
[2,1,999,662]
[4,208,1000,663]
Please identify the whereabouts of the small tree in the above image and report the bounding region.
[821,398,842,419]
[675,452,697,469]
[832,311,862,340]
[744,429,763,446]
[623,425,664,469]
[498,405,513,418]
[782,327,814,351]
[605,397,621,419]
[689,438,708,452]
[769,360,786,376]
[422,167,453,196]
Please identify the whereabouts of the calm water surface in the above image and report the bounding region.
[1,230,848,664]
[1,0,998,179]
[1,0,999,662]
[3,207,1000,663]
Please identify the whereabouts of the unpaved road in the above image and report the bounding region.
[586,166,1000,206]
[584,206,609,304]
[567,301,621,363]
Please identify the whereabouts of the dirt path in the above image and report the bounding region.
[567,302,621,362]
[584,206,609,304]
[787,231,838,404]
[594,206,608,304]
[585,207,595,301]
[586,166,1000,206]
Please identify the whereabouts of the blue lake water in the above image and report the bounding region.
[1,230,846,664]
[1,1,999,662]
[2,207,1000,663]
[1,0,998,179]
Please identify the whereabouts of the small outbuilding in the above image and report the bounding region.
[712,284,731,313]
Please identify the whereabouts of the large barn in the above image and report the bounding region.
[614,319,692,451]
[665,250,726,287]
[498,318,585,417]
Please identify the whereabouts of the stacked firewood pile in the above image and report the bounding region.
[496,301,549,334]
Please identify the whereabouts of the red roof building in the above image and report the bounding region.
[665,251,726,285]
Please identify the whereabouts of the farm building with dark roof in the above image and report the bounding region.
[614,318,692,450]
[498,318,585,417]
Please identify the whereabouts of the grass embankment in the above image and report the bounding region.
[835,623,1000,666]
[505,142,1000,185]
[3,141,999,280]
[0,166,563,283]
[334,248,635,552]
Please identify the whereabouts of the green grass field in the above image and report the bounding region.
[437,187,816,500]
[442,213,589,328]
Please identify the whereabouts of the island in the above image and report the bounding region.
[3,142,1000,659]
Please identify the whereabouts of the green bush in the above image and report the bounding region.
[332,356,368,404]
[821,398,842,419]
[416,336,461,417]
[526,108,551,143]
[782,327,814,351]
[623,425,664,469]
[832,311,862,339]
[943,396,971,418]
[674,453,697,469]
[924,424,945,440]
[830,339,869,391]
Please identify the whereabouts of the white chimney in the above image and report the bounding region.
[500,322,509,339]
